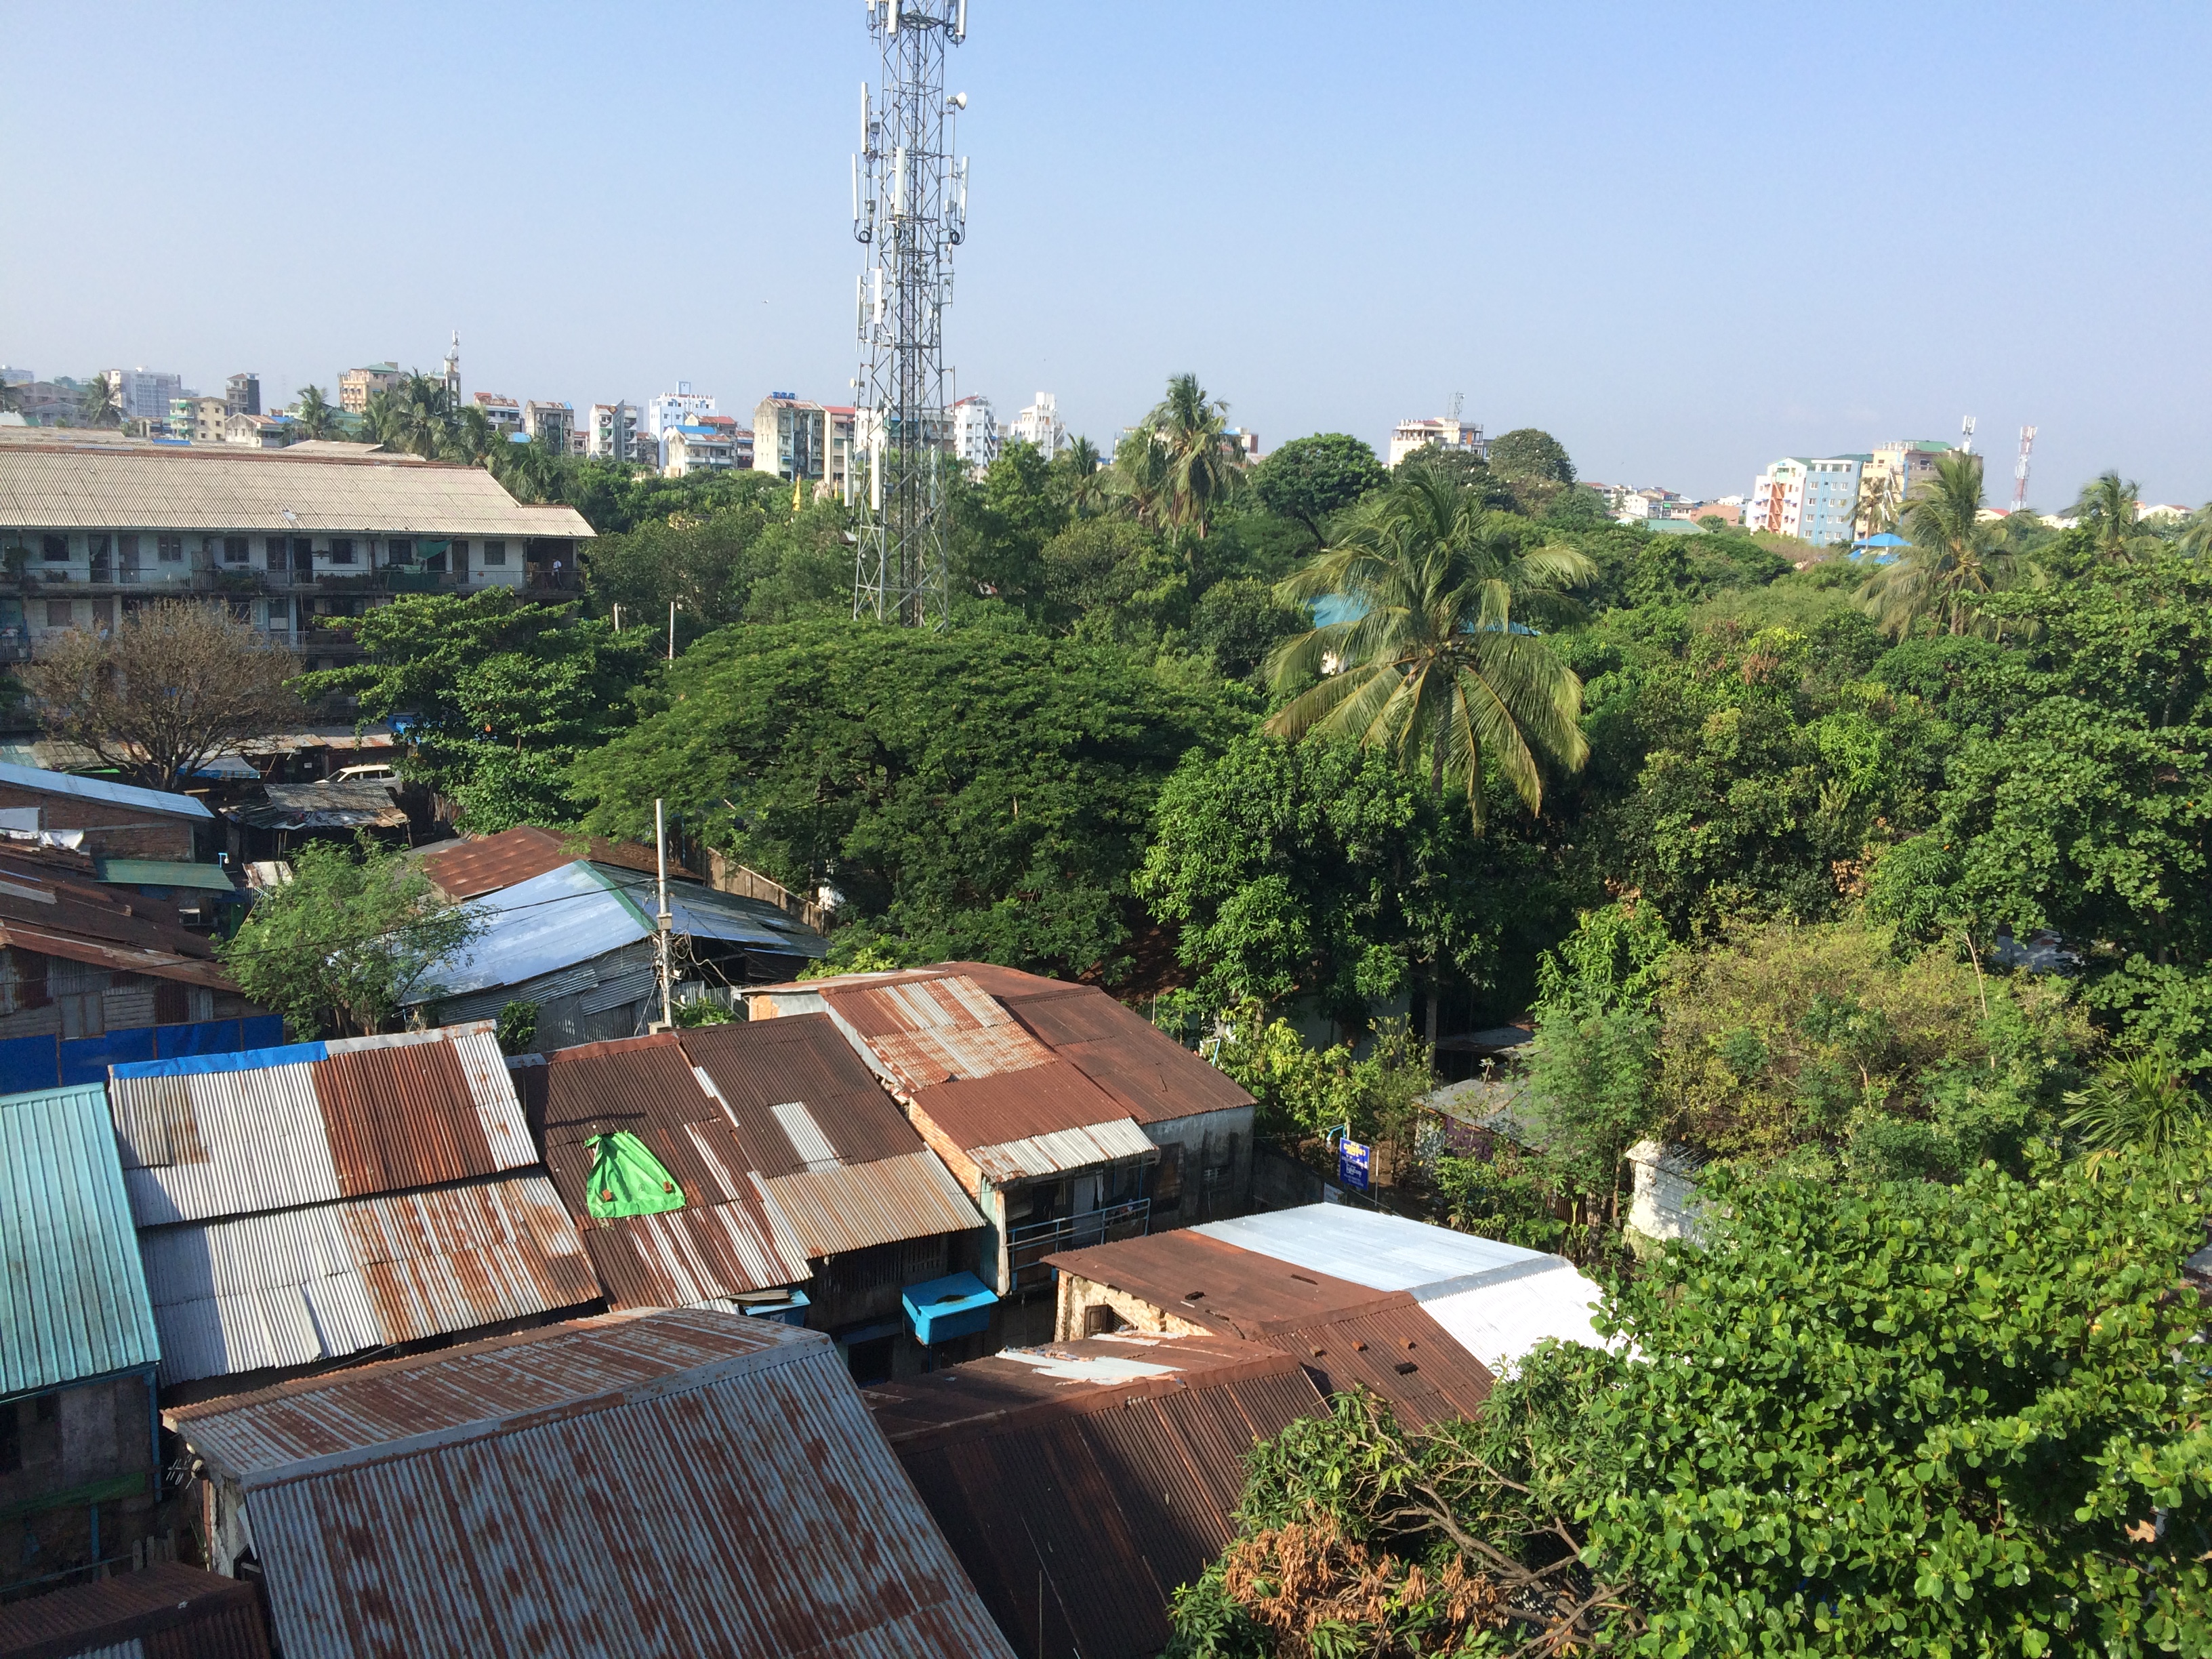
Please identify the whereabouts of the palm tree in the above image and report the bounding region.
[293,385,339,439]
[443,403,500,465]
[2064,1046,2203,1155]
[76,374,121,428]
[2069,470,2150,562]
[378,372,453,459]
[1122,374,1245,570]
[1055,435,1107,517]
[2178,502,2212,559]
[1263,459,1595,829]
[1111,422,1170,529]
[1853,469,1903,539]
[1862,453,2009,636]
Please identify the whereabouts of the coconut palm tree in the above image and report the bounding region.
[292,385,339,439]
[1055,435,1108,518]
[1263,459,1595,829]
[75,374,121,428]
[1853,469,1904,539]
[2178,502,2212,559]
[380,372,453,460]
[2069,469,2151,562]
[2064,1046,2203,1155]
[1862,453,2009,636]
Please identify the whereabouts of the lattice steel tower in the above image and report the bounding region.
[851,0,969,627]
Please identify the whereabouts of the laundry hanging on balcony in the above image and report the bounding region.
[585,1130,686,1219]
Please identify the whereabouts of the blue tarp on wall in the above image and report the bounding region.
[0,1015,291,1094]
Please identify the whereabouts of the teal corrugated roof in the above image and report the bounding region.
[95,859,241,892]
[0,1083,160,1395]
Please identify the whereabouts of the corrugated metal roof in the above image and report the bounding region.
[993,979,1255,1125]
[418,825,695,901]
[1263,1301,1496,1429]
[762,1151,982,1258]
[542,1026,978,1302]
[903,1061,1138,1160]
[966,1116,1158,1184]
[0,1082,160,1395]
[167,1309,1017,1659]
[108,1025,533,1227]
[0,445,595,537]
[882,1338,1326,1659]
[822,975,1057,1088]
[1195,1204,1551,1290]
[96,859,242,892]
[1046,1229,1400,1338]
[0,761,213,819]
[1416,1263,1610,1377]
[0,1562,270,1659]
[139,1173,597,1388]
[228,780,406,832]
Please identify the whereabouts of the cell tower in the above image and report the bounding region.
[1959,415,1976,455]
[2011,425,2037,513]
[851,0,970,628]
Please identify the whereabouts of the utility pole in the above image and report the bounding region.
[667,600,679,661]
[653,798,676,1030]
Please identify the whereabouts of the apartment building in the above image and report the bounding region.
[664,421,752,476]
[951,393,998,475]
[523,399,575,452]
[222,412,294,449]
[167,395,229,445]
[337,361,401,414]
[1746,455,1866,544]
[1389,414,1487,469]
[1005,391,1066,459]
[224,373,260,417]
[0,436,592,670]
[1864,438,1955,521]
[471,392,523,437]
[754,393,826,483]
[586,401,649,463]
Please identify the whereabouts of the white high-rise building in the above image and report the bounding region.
[103,369,184,424]
[1006,392,1066,460]
[649,384,718,468]
[950,394,998,474]
[1388,415,1486,470]
[587,402,648,464]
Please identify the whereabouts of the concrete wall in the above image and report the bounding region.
[1143,1105,1254,1229]
[1052,1272,1209,1344]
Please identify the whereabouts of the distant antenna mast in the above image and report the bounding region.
[2011,425,2036,513]
[1446,390,1463,424]
[1959,415,1977,455]
[853,0,970,628]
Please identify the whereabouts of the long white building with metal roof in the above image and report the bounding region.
[0,434,593,669]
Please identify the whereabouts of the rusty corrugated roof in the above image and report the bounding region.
[821,974,1058,1091]
[762,1151,982,1259]
[880,1336,1328,1659]
[680,1015,919,1169]
[1046,1229,1394,1336]
[110,1024,535,1227]
[994,979,1255,1124]
[167,1309,1018,1659]
[0,1561,270,1659]
[418,825,697,901]
[138,1173,600,1387]
[1046,1230,1499,1428]
[0,844,240,991]
[904,1061,1141,1163]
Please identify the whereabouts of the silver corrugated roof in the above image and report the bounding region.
[0,1082,160,1394]
[0,445,594,537]
[168,1309,1017,1659]
[138,1174,598,1387]
[760,1149,983,1258]
[968,1118,1158,1184]
[0,760,213,820]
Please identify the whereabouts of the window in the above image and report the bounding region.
[157,535,184,563]
[119,533,138,572]
[388,538,413,563]
[329,538,354,565]
[264,536,287,565]
[45,600,72,628]
[226,598,251,621]
[224,536,249,564]
[41,534,66,562]
[481,539,506,566]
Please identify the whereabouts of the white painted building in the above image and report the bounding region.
[1006,392,1067,460]
[1388,415,1486,470]
[1745,455,1865,545]
[586,402,649,464]
[472,394,523,438]
[950,394,998,475]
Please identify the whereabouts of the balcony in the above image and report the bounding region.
[1006,1197,1150,1290]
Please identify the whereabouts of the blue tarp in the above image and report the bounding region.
[0,1016,295,1093]
[112,1034,322,1081]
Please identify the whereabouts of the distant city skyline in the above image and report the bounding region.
[5,3,2207,506]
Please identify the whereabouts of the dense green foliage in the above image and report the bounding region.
[572,619,1246,975]
[217,836,479,1038]
[1172,1137,2212,1657]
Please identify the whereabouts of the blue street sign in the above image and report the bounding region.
[1338,1138,1372,1193]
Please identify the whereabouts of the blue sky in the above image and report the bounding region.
[5,3,2207,505]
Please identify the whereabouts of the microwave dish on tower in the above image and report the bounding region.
[852,0,970,628]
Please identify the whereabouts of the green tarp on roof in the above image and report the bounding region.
[586,1130,685,1219]
[96,860,239,892]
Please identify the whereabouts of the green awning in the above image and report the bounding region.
[96,860,239,892]
[586,1130,685,1219]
